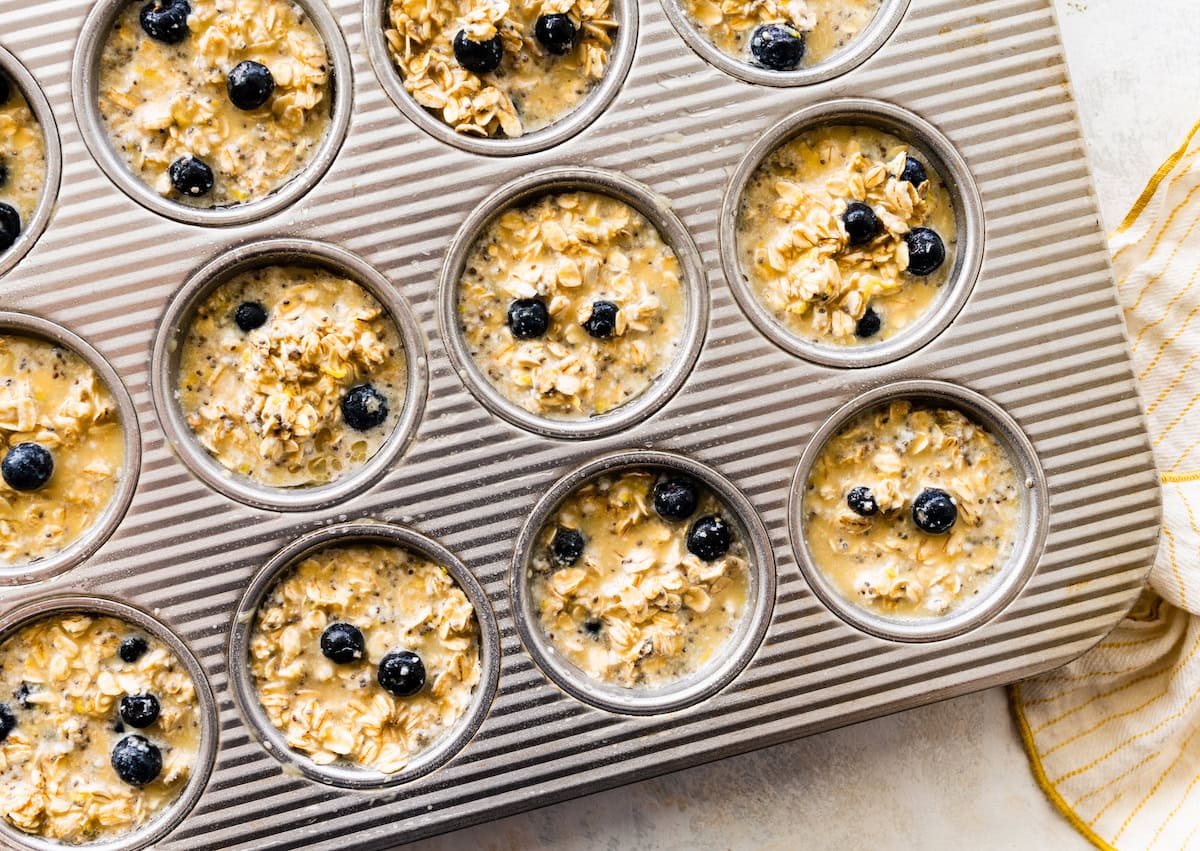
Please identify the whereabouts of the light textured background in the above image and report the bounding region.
[407,1,1195,848]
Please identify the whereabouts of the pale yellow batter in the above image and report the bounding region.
[97,0,331,207]
[0,85,47,238]
[0,614,201,843]
[249,543,482,773]
[177,265,408,489]
[385,0,616,137]
[529,470,750,688]
[0,335,124,566]
[801,400,1022,618]
[457,191,686,420]
[737,125,957,346]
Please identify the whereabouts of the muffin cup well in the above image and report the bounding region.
[149,239,428,512]
[720,98,985,368]
[0,594,219,851]
[70,0,353,227]
[788,380,1048,643]
[363,0,638,156]
[660,0,909,87]
[0,46,62,280]
[227,522,502,790]
[438,167,708,439]
[0,312,141,585]
[511,450,776,715]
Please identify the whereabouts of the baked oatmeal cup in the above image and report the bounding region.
[0,68,48,258]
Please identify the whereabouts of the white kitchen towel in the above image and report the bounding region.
[1011,121,1200,850]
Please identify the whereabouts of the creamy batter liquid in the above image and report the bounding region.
[529,470,750,688]
[385,0,616,138]
[458,191,686,420]
[0,335,124,566]
[737,125,957,346]
[0,84,47,237]
[0,614,201,843]
[801,400,1022,618]
[249,543,482,773]
[97,0,331,207]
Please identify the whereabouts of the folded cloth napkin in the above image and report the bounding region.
[1011,122,1200,849]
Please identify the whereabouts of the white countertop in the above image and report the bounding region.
[410,3,1196,847]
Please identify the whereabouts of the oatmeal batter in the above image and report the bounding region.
[529,470,750,688]
[458,191,685,420]
[249,543,482,773]
[177,265,408,489]
[0,614,201,843]
[97,0,331,207]
[0,335,124,566]
[737,125,957,346]
[684,0,882,70]
[0,80,47,245]
[801,400,1022,618]
[385,0,616,137]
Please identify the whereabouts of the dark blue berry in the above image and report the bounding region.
[847,486,878,516]
[0,703,14,743]
[377,650,425,697]
[900,156,928,186]
[234,301,268,332]
[453,31,503,74]
[507,298,550,339]
[140,0,191,45]
[855,307,881,339]
[119,694,161,729]
[749,24,806,71]
[111,735,162,786]
[912,487,957,534]
[119,636,149,663]
[582,300,619,339]
[687,514,732,561]
[2,443,53,491]
[535,14,577,55]
[905,227,946,276]
[0,202,20,252]
[341,384,389,431]
[169,155,213,198]
[843,202,881,246]
[320,622,365,665]
[653,479,698,521]
[227,60,275,111]
[551,527,585,566]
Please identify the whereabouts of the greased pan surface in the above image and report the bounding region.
[0,0,1160,848]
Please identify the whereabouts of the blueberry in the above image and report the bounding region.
[140,0,191,45]
[453,31,503,75]
[169,155,213,198]
[0,202,20,252]
[749,23,806,71]
[234,301,268,332]
[118,636,149,663]
[855,307,881,339]
[582,300,619,339]
[0,72,9,107]
[119,694,161,729]
[377,649,425,697]
[2,443,53,491]
[320,622,365,665]
[341,384,389,431]
[847,486,878,517]
[653,478,698,521]
[0,703,14,743]
[535,14,578,55]
[111,735,162,786]
[687,514,732,561]
[507,298,549,340]
[0,159,8,188]
[550,527,585,566]
[843,202,881,246]
[912,487,957,534]
[905,227,946,276]
[900,156,928,187]
[227,60,275,111]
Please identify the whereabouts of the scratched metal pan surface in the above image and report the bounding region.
[0,0,1161,847]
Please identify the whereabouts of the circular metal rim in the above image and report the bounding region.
[0,45,63,280]
[0,312,142,585]
[787,380,1049,643]
[70,0,354,228]
[0,594,219,851]
[659,0,909,87]
[227,521,502,790]
[363,0,638,157]
[719,98,985,369]
[149,238,429,513]
[511,450,777,715]
[438,167,709,439]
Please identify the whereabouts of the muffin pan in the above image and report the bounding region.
[0,0,1162,848]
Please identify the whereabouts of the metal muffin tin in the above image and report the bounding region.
[0,0,1163,847]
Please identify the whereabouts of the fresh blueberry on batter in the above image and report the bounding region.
[653,478,698,521]
[0,703,14,743]
[900,156,927,187]
[0,202,20,252]
[140,0,191,45]
[110,734,163,786]
[320,622,366,665]
[551,527,585,566]
[912,487,957,534]
[843,202,881,246]
[582,300,619,339]
[687,514,732,561]
[847,486,878,517]
[234,301,269,332]
[507,298,550,340]
[453,31,504,74]
[119,635,149,663]
[377,649,426,697]
[749,24,806,71]
[119,693,161,729]
[905,227,946,276]
[227,60,276,111]
[855,307,881,339]
[169,155,214,198]
[341,384,389,431]
[2,442,54,492]
[535,14,578,55]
